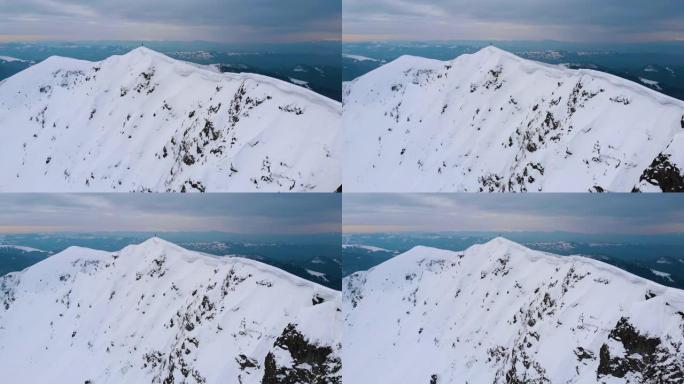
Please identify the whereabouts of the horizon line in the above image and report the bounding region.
[0,230,341,236]
[342,37,684,44]
[0,38,342,45]
[342,229,684,236]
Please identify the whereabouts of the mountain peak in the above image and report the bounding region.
[393,238,529,266]
[0,41,341,192]
[54,239,180,264]
[344,38,684,192]
[476,45,508,55]
[466,45,520,62]
[344,237,684,383]
[138,236,173,245]
[1,238,341,382]
[135,236,180,249]
[475,236,529,252]
[118,46,172,62]
[125,46,163,56]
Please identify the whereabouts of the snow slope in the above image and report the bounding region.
[0,238,341,383]
[344,46,684,192]
[0,47,341,192]
[343,237,684,383]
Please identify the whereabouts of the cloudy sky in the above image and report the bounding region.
[343,0,684,42]
[0,194,340,234]
[343,194,684,234]
[0,0,340,42]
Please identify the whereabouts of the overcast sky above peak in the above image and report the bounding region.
[0,0,341,43]
[343,194,684,235]
[0,194,340,234]
[343,0,684,42]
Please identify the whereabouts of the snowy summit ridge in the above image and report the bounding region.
[343,237,684,383]
[0,47,341,192]
[0,238,341,383]
[344,46,684,192]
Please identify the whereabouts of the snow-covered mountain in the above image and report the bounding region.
[343,46,684,192]
[0,238,341,383]
[0,47,341,192]
[343,238,684,383]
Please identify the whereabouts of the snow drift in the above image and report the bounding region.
[0,47,341,192]
[343,46,684,192]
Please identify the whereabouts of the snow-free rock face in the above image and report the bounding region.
[0,238,341,383]
[343,237,684,383]
[343,46,684,192]
[0,47,341,192]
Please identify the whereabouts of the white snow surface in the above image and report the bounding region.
[0,47,341,192]
[343,46,684,192]
[343,237,684,383]
[0,237,341,383]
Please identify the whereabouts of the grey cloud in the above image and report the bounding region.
[343,0,684,41]
[0,194,341,234]
[343,194,684,234]
[0,0,341,42]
